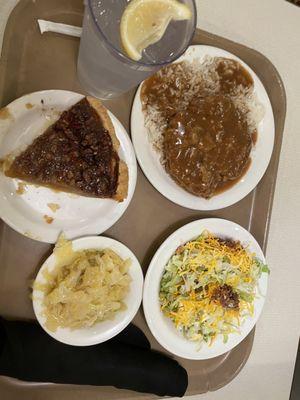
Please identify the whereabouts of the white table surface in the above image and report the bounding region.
[0,1,299,399]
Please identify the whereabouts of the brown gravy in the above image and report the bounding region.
[141,62,192,121]
[163,95,252,198]
[141,57,256,198]
[214,159,251,195]
[252,131,258,145]
[216,59,253,94]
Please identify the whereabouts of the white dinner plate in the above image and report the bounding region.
[143,218,268,360]
[131,45,275,210]
[0,90,137,243]
[33,236,144,346]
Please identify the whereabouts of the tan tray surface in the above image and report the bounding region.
[0,0,286,399]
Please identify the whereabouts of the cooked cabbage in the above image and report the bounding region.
[36,240,131,332]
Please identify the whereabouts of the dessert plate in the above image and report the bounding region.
[0,90,137,243]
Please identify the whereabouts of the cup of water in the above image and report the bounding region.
[77,0,197,99]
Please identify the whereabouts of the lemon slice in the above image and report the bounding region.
[120,0,192,61]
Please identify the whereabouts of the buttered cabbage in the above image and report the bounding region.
[34,238,131,332]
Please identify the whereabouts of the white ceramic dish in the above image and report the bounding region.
[0,90,137,243]
[131,45,275,210]
[143,218,268,360]
[33,236,143,346]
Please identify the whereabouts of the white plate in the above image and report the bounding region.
[131,45,275,210]
[143,218,268,360]
[33,236,144,346]
[0,90,137,243]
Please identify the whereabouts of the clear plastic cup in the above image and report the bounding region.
[77,0,197,99]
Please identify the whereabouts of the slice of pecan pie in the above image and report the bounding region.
[5,97,128,201]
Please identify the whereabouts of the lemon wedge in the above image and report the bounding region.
[120,0,192,61]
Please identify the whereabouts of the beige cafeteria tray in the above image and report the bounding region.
[0,0,286,399]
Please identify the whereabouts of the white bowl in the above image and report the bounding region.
[131,45,275,210]
[33,236,144,346]
[143,218,268,360]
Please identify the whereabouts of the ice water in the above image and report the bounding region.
[77,0,196,99]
